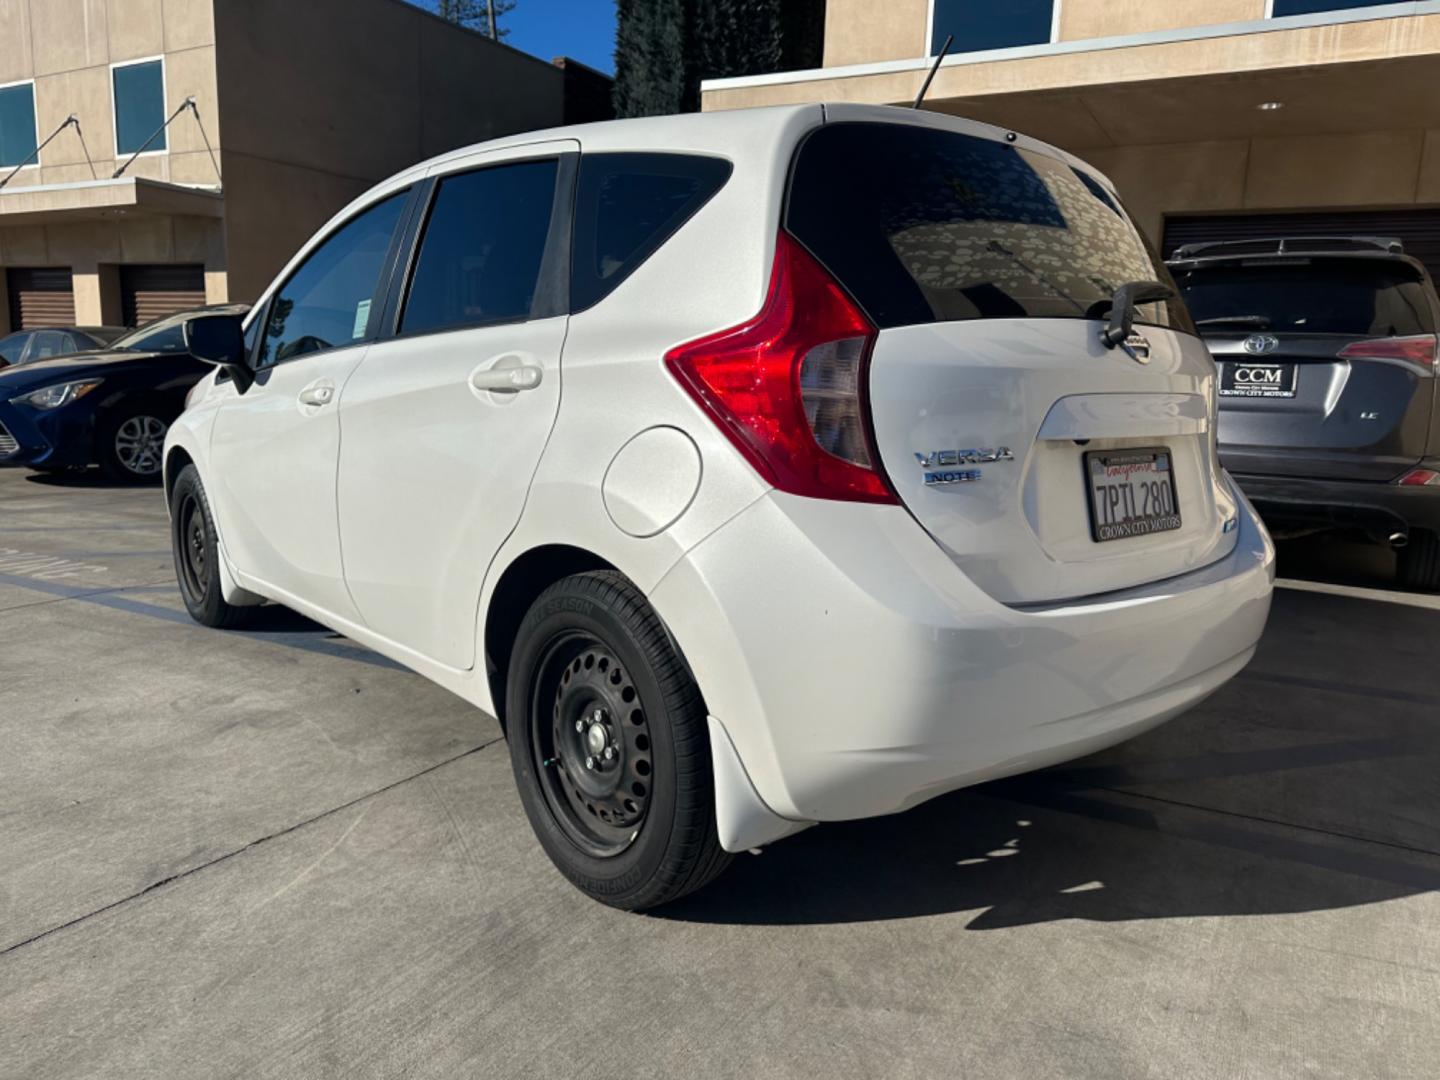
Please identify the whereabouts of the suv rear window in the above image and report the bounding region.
[786,122,1191,333]
[571,153,731,312]
[1172,258,1437,337]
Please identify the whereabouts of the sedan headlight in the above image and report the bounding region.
[10,378,103,410]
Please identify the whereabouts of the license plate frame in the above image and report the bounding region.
[1084,447,1183,544]
[1219,360,1297,398]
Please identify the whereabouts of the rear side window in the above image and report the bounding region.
[786,122,1191,333]
[401,159,559,335]
[1173,259,1437,337]
[571,153,731,312]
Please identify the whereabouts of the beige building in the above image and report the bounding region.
[703,0,1440,277]
[0,0,601,334]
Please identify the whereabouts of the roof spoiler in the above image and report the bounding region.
[1170,236,1405,261]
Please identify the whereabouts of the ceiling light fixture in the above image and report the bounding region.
[1256,101,1285,111]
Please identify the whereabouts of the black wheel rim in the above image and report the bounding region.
[176,493,208,600]
[529,631,653,858]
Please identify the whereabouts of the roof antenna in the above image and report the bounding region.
[912,35,954,109]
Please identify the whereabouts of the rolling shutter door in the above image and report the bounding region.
[1163,210,1440,281]
[120,264,206,327]
[6,268,76,330]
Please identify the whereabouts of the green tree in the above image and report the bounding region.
[435,0,516,40]
[614,0,825,117]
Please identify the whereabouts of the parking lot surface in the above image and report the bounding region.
[1,467,1438,1079]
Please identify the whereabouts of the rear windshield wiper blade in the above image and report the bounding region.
[1195,315,1272,328]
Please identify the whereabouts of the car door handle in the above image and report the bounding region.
[471,364,543,393]
[298,386,335,407]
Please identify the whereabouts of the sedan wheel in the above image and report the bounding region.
[113,415,168,477]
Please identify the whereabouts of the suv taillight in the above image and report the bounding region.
[1337,334,1439,371]
[1397,468,1440,487]
[665,232,895,504]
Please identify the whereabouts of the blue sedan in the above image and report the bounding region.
[0,305,247,482]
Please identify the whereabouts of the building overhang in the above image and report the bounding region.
[701,4,1440,152]
[0,177,224,228]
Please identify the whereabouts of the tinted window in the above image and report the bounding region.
[0,333,30,365]
[114,60,166,155]
[25,331,73,361]
[401,161,558,335]
[1174,259,1437,337]
[0,83,37,168]
[121,322,189,353]
[787,123,1190,332]
[571,153,731,312]
[260,192,407,367]
[932,0,1052,53]
[1272,0,1394,14]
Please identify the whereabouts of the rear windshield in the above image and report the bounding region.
[1172,258,1436,337]
[786,122,1191,333]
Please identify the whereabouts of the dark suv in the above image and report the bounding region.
[1169,237,1440,591]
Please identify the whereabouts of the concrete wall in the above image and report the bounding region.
[823,0,927,66]
[1056,0,1265,42]
[212,0,569,303]
[1087,129,1440,248]
[0,0,225,330]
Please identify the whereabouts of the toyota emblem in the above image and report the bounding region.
[1242,334,1280,355]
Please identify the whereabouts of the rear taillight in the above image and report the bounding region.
[1397,468,1440,487]
[665,232,895,504]
[1337,334,1439,371]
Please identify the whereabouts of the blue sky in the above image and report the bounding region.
[417,1,619,74]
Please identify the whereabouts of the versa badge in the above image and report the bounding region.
[916,446,1014,486]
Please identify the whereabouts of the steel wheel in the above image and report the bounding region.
[113,415,167,477]
[529,631,654,859]
[175,491,209,601]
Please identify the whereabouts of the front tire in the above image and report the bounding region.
[170,464,254,629]
[506,571,730,910]
[1398,529,1440,592]
[100,402,170,483]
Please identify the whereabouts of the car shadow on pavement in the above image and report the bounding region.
[21,468,158,490]
[661,617,1440,930]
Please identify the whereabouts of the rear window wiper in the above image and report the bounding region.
[1195,315,1272,328]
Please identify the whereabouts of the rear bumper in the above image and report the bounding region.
[0,400,95,469]
[650,479,1275,830]
[1232,468,1440,535]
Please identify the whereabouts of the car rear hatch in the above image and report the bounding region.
[1171,251,1439,482]
[785,114,1238,606]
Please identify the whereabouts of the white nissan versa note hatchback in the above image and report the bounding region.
[165,104,1274,909]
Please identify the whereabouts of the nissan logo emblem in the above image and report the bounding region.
[1242,334,1280,356]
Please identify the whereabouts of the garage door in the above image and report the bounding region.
[120,264,206,327]
[1163,210,1440,281]
[5,268,76,330]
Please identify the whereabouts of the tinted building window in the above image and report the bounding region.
[1271,0,1396,15]
[571,153,731,312]
[401,160,559,334]
[113,60,166,155]
[787,122,1190,333]
[932,0,1053,54]
[260,191,407,367]
[0,83,37,168]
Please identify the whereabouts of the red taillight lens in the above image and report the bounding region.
[1397,468,1440,487]
[1337,334,1438,371]
[665,232,895,504]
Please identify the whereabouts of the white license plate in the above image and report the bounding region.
[1085,448,1182,543]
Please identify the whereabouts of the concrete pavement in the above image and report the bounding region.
[1,467,1437,1079]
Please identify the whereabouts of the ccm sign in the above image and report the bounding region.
[1220,361,1296,398]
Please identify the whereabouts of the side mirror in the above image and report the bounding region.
[1102,280,1175,349]
[184,314,253,392]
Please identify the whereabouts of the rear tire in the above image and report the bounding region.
[506,571,731,910]
[170,464,254,629]
[1397,529,1440,592]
